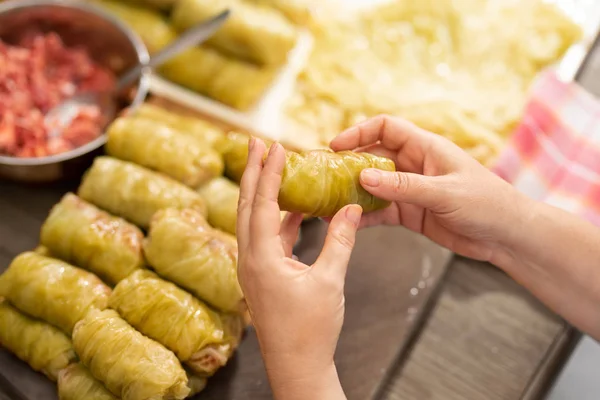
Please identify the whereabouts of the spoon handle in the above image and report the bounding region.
[116,9,230,92]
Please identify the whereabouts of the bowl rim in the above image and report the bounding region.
[0,0,151,166]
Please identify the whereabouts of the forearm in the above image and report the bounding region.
[493,195,600,339]
[263,354,346,400]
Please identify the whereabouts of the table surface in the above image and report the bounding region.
[378,42,600,400]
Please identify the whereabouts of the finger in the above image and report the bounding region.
[357,206,400,229]
[280,212,303,257]
[321,206,397,229]
[237,138,267,251]
[398,203,427,233]
[321,201,424,233]
[354,143,397,161]
[314,205,362,279]
[250,143,286,253]
[355,143,421,174]
[360,169,446,209]
[330,115,431,152]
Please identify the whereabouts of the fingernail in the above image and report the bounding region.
[248,137,256,151]
[335,129,352,140]
[268,142,279,157]
[345,205,362,226]
[361,169,381,187]
[333,127,355,142]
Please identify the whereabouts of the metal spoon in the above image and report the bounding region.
[45,9,230,137]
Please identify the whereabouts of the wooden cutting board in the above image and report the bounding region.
[0,179,452,400]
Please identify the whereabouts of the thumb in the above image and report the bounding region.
[360,169,442,208]
[314,205,361,279]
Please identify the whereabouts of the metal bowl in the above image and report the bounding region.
[0,0,150,183]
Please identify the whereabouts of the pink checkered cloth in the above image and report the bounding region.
[492,70,600,227]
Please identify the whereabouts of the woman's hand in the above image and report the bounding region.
[330,115,532,263]
[237,138,355,400]
[330,114,600,341]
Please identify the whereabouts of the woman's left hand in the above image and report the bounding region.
[237,138,358,400]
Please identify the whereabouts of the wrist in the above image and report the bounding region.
[489,188,539,269]
[264,356,345,400]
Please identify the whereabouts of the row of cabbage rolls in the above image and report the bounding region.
[0,102,395,399]
[0,105,256,400]
[89,0,315,110]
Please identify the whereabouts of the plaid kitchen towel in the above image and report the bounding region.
[492,70,600,227]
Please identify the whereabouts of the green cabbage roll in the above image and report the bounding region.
[58,363,118,400]
[221,133,392,216]
[40,193,145,286]
[245,0,315,25]
[94,0,177,53]
[106,117,224,188]
[160,46,275,110]
[144,208,243,313]
[72,309,190,400]
[132,104,226,149]
[78,157,207,229]
[58,364,207,400]
[197,177,239,235]
[110,270,243,376]
[171,0,297,66]
[0,301,77,382]
[279,150,396,216]
[0,252,111,334]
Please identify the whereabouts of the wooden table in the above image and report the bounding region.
[380,43,600,400]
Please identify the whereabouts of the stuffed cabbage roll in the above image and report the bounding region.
[279,150,395,216]
[245,0,315,25]
[0,301,76,382]
[221,134,392,216]
[144,208,243,313]
[94,0,176,53]
[78,157,207,228]
[58,363,118,400]
[0,252,110,334]
[171,0,297,66]
[72,309,190,400]
[110,270,243,376]
[160,46,275,110]
[132,104,226,149]
[106,117,224,188]
[58,364,207,400]
[197,177,239,235]
[40,193,145,286]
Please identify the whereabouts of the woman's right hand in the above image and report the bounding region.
[334,114,600,341]
[330,115,534,263]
